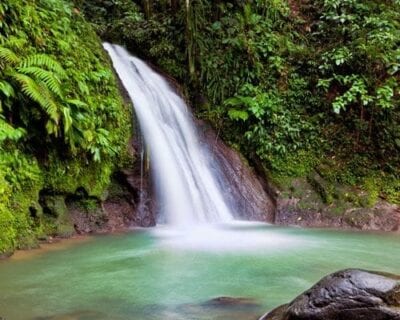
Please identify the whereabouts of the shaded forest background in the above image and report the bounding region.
[80,0,399,200]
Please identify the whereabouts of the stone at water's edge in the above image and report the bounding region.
[198,120,275,222]
[275,175,400,232]
[260,269,400,320]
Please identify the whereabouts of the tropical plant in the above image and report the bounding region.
[0,0,132,253]
[0,44,69,136]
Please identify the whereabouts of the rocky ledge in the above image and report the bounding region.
[260,269,400,320]
[274,173,400,232]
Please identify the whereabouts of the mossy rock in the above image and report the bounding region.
[307,170,337,205]
[16,233,40,250]
[41,195,67,218]
[55,223,76,238]
[41,194,75,237]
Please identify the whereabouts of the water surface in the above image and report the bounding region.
[0,225,399,320]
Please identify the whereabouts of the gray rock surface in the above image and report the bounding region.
[261,269,400,320]
[198,120,276,222]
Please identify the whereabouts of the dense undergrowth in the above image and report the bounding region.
[0,0,131,254]
[79,0,400,206]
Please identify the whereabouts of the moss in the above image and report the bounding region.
[306,171,334,205]
[269,150,319,180]
[79,199,100,212]
[381,177,400,205]
[41,195,75,237]
[106,177,127,199]
[330,205,346,216]
[42,195,68,218]
[0,205,16,254]
[0,151,44,253]
[358,177,380,208]
[0,0,133,255]
[43,156,112,199]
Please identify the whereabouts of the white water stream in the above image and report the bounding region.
[103,43,234,227]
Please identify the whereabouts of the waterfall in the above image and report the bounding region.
[103,43,234,227]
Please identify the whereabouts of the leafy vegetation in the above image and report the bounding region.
[0,0,131,254]
[79,0,399,205]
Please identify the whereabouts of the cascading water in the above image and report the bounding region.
[103,43,234,227]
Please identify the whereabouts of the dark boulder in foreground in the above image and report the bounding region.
[261,269,400,320]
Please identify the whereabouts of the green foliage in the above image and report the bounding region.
[0,45,66,133]
[0,173,16,253]
[313,0,400,162]
[0,0,131,162]
[77,0,400,207]
[223,83,316,162]
[0,117,25,142]
[43,154,114,198]
[0,0,132,254]
[0,149,43,253]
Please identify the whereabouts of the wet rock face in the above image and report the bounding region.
[198,121,275,222]
[67,165,155,234]
[112,169,155,227]
[261,269,400,320]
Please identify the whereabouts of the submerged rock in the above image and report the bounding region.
[203,296,259,308]
[260,269,400,320]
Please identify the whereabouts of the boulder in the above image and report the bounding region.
[198,120,276,222]
[261,269,400,320]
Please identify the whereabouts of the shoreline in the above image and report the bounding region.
[0,226,146,261]
[1,235,93,262]
[1,222,399,261]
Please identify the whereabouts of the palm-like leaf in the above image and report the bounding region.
[17,66,63,97]
[21,54,66,78]
[0,47,20,66]
[0,80,15,98]
[4,36,27,51]
[12,72,60,123]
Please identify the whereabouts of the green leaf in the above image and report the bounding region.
[62,107,73,134]
[12,72,60,123]
[0,80,15,98]
[228,109,249,121]
[0,46,20,65]
[21,54,66,78]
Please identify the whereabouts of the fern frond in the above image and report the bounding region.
[12,72,60,123]
[17,66,63,97]
[38,81,61,125]
[0,118,26,142]
[0,80,15,98]
[66,99,87,108]
[0,46,20,65]
[62,107,73,134]
[21,54,66,78]
[4,36,27,50]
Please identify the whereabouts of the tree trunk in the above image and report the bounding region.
[143,0,152,18]
[171,0,179,12]
[185,0,195,79]
[213,0,223,21]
